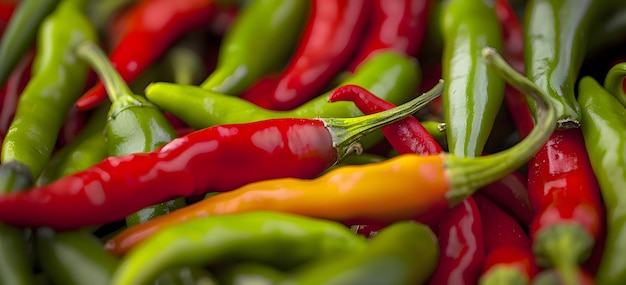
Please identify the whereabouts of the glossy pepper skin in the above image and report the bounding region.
[201,0,309,95]
[241,0,369,110]
[146,51,422,150]
[281,221,439,285]
[578,76,626,284]
[479,171,533,228]
[111,212,367,285]
[1,0,98,178]
[35,228,119,285]
[0,0,59,88]
[603,62,626,107]
[0,84,442,230]
[523,0,599,128]
[440,0,504,158]
[345,0,431,72]
[75,0,223,110]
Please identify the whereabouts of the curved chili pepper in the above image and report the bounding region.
[200,0,309,96]
[345,0,431,72]
[603,62,626,107]
[75,0,222,111]
[523,0,599,128]
[474,193,538,285]
[76,41,188,226]
[579,76,626,284]
[146,51,422,150]
[427,197,484,285]
[0,48,33,138]
[110,212,367,285]
[104,48,557,256]
[241,0,369,110]
[0,0,59,88]
[440,0,504,158]
[0,82,442,230]
[283,221,439,285]
[1,0,97,179]
[35,228,119,285]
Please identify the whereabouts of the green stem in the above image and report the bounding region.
[322,80,444,160]
[603,62,626,107]
[446,47,556,204]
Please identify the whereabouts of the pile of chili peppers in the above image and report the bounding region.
[0,0,626,284]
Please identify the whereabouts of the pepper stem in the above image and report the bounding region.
[322,80,444,161]
[603,62,626,107]
[445,47,556,204]
[76,41,153,118]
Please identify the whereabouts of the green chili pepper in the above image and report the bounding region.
[603,62,626,107]
[280,221,439,285]
[35,227,119,285]
[0,0,60,87]
[146,51,422,149]
[578,76,626,284]
[36,103,110,186]
[0,162,35,285]
[523,0,599,128]
[76,41,186,226]
[111,212,367,285]
[440,0,504,157]
[214,263,286,285]
[201,0,309,95]
[0,0,97,178]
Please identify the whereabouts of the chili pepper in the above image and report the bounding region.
[111,211,367,285]
[104,47,556,256]
[75,0,224,111]
[479,171,533,228]
[0,48,33,138]
[282,221,439,285]
[0,81,442,230]
[603,62,626,107]
[523,0,599,128]
[440,0,505,158]
[327,84,443,155]
[36,104,109,186]
[344,0,430,72]
[214,262,285,285]
[240,0,369,110]
[147,51,422,150]
[474,193,537,285]
[532,268,595,285]
[0,0,59,88]
[578,76,626,284]
[200,0,309,96]
[0,162,34,285]
[77,41,188,226]
[1,0,97,179]
[35,227,119,285]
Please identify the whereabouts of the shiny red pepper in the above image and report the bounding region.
[241,0,369,111]
[427,197,485,285]
[75,0,220,110]
[480,171,533,228]
[345,0,431,72]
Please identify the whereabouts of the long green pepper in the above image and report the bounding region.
[0,0,60,87]
[578,76,626,284]
[1,0,97,178]
[111,212,367,285]
[146,51,422,149]
[201,0,309,95]
[440,0,504,157]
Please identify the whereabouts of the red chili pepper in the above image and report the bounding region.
[327,84,443,155]
[0,84,442,229]
[427,197,485,285]
[496,0,603,271]
[479,171,533,227]
[474,193,538,284]
[0,49,33,138]
[345,0,431,72]
[75,0,220,110]
[240,0,369,111]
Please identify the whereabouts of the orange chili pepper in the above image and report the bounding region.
[105,47,557,256]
